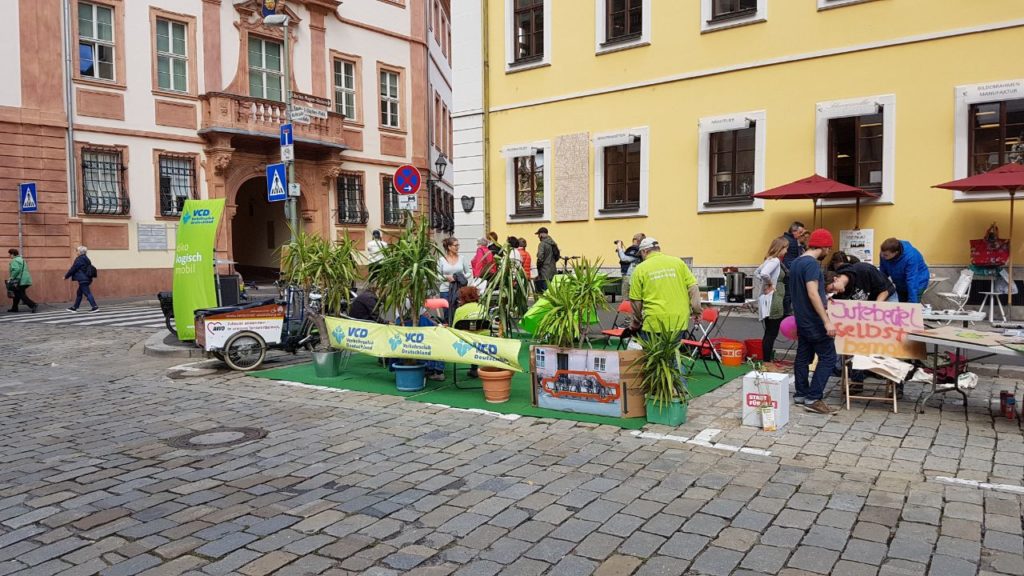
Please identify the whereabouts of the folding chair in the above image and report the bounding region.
[599,300,634,350]
[452,318,492,389]
[937,269,973,318]
[679,308,725,380]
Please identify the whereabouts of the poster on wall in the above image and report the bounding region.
[839,228,874,264]
[172,199,225,341]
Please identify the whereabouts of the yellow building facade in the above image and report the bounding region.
[462,0,1024,279]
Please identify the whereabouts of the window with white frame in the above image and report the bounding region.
[380,70,401,129]
[698,111,766,213]
[514,152,544,216]
[952,80,1024,201]
[595,0,650,53]
[334,59,356,120]
[701,0,766,32]
[828,113,883,193]
[815,95,895,204]
[156,18,188,92]
[505,0,552,71]
[969,98,1024,175]
[158,154,195,217]
[504,143,551,222]
[248,37,283,101]
[593,128,649,218]
[79,2,116,81]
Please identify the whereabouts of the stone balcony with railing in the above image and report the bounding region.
[200,92,346,149]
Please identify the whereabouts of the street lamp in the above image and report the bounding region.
[434,154,448,180]
[427,154,449,232]
[262,12,299,242]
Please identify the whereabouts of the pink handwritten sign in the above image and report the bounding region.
[829,300,926,360]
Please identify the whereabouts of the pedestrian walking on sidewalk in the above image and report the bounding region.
[65,246,99,312]
[789,229,838,415]
[6,249,38,313]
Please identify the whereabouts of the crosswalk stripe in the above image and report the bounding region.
[0,305,153,322]
[41,310,164,325]
[71,312,167,326]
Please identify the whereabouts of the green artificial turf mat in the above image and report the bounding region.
[252,340,749,429]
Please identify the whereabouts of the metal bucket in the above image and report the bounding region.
[312,350,346,378]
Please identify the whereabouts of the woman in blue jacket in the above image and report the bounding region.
[65,246,98,312]
[879,238,930,303]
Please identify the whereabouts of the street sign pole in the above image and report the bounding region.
[283,25,299,242]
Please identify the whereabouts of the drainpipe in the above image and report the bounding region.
[480,0,490,234]
[62,0,78,216]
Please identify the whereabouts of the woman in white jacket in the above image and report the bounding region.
[755,237,790,362]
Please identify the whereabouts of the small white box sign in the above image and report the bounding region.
[741,371,793,430]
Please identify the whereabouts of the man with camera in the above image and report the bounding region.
[615,233,645,299]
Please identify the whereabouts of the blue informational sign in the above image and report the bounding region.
[19,183,38,213]
[266,163,287,202]
[280,123,293,147]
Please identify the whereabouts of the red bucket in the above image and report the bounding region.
[744,339,764,361]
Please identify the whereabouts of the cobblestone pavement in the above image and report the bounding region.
[1,323,1023,576]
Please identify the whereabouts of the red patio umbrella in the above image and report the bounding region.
[934,162,1024,321]
[754,174,880,228]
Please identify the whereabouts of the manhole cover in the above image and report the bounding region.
[165,426,267,450]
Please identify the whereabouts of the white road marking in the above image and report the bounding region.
[631,429,772,457]
[933,476,1024,495]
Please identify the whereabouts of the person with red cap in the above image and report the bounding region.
[789,228,838,414]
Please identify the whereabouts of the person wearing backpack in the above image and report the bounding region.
[534,227,559,293]
[64,245,99,312]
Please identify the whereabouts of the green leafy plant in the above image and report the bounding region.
[368,215,442,331]
[632,322,694,409]
[535,257,609,348]
[279,229,361,315]
[481,244,532,336]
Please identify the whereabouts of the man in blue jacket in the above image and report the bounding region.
[781,221,806,316]
[879,238,930,304]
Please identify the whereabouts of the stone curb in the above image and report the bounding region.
[142,330,208,359]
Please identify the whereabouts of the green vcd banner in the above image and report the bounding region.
[172,199,225,341]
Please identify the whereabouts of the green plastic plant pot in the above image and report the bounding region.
[645,398,688,426]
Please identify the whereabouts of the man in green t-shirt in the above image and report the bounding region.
[628,238,702,337]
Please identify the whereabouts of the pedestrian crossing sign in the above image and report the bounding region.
[19,182,37,213]
[266,163,287,202]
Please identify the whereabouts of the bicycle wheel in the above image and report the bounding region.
[223,331,267,371]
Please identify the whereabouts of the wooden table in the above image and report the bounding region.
[906,330,1022,418]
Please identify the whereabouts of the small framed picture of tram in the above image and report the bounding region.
[530,346,646,418]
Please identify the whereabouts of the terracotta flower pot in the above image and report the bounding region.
[479,366,512,403]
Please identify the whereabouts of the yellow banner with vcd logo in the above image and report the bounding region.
[323,317,523,371]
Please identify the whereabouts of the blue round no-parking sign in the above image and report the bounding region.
[393,165,421,195]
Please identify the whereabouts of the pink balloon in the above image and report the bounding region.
[780,316,798,340]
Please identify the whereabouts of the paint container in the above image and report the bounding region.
[1006,395,1017,420]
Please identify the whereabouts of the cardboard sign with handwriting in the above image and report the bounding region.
[829,300,926,360]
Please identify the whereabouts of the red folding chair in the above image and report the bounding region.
[599,300,634,350]
[680,308,725,380]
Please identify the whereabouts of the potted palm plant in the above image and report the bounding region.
[368,215,441,391]
[529,258,649,419]
[279,230,362,377]
[475,244,532,402]
[634,323,693,426]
